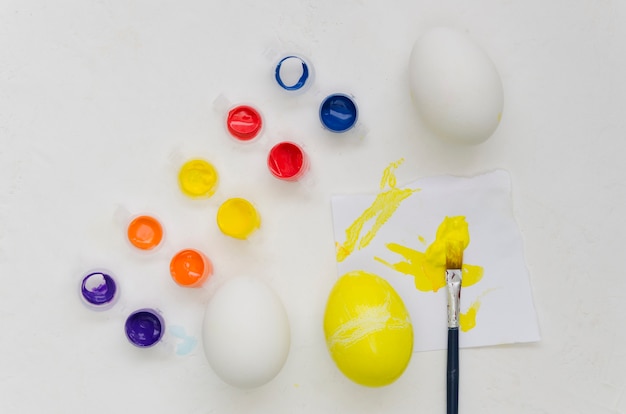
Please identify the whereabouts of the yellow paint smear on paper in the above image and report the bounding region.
[459,290,494,332]
[376,216,484,293]
[336,159,418,262]
[335,161,489,333]
[460,299,481,332]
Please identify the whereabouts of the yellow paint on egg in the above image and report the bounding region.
[336,159,419,262]
[178,159,219,198]
[217,198,261,239]
[324,270,413,387]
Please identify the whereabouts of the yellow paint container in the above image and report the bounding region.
[178,159,219,198]
[217,198,261,239]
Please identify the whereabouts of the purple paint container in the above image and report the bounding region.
[125,309,165,348]
[80,270,118,310]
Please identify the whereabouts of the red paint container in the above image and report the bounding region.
[226,105,263,142]
[267,141,309,181]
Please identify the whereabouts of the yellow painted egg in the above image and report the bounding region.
[323,270,413,387]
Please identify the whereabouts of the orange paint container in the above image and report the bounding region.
[127,215,164,251]
[170,249,213,288]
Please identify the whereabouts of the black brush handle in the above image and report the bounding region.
[447,327,459,414]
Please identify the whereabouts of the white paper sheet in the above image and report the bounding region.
[331,169,540,351]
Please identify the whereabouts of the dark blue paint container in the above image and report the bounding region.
[319,94,358,133]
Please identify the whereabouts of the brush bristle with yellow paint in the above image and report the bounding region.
[445,241,463,270]
[445,240,463,414]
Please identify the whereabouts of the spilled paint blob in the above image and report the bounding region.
[169,325,198,356]
[376,216,484,293]
[336,159,418,262]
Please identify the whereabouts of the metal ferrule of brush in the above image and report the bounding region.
[446,269,462,329]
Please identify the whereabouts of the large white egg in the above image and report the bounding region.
[202,276,291,388]
[409,27,504,145]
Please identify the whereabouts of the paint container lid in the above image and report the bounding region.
[226,105,264,142]
[319,93,359,133]
[178,159,219,199]
[267,141,309,181]
[125,308,165,348]
[80,270,119,311]
[274,55,314,93]
[217,197,261,240]
[170,249,213,288]
[126,214,164,251]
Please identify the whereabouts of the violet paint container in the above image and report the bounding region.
[125,309,165,348]
[80,270,119,311]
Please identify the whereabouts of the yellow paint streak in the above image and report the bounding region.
[327,296,411,351]
[459,290,494,332]
[375,216,484,292]
[336,159,418,262]
[460,299,481,332]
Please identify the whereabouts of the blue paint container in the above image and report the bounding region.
[319,94,358,133]
[274,55,313,92]
[80,270,118,311]
[125,309,165,348]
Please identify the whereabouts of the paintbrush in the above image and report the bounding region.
[445,241,463,414]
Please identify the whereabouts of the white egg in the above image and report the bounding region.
[409,27,504,145]
[202,276,290,389]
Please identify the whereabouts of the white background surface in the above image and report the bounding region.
[1,1,625,413]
